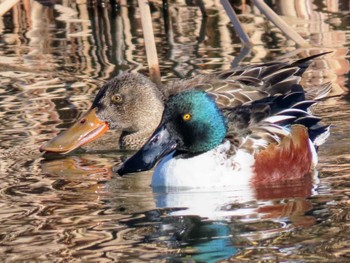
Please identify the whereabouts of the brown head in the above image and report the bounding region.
[40,73,164,154]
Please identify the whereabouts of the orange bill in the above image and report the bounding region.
[40,108,109,154]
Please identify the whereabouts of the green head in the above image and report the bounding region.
[117,89,228,175]
[164,89,228,153]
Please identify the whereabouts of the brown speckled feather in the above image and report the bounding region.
[162,53,330,109]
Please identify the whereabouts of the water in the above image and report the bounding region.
[1,0,350,261]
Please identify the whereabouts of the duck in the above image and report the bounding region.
[39,52,330,154]
[116,84,330,188]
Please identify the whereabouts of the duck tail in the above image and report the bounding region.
[263,90,330,148]
[261,52,332,97]
[288,51,333,75]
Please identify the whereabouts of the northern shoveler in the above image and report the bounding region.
[116,83,330,188]
[40,53,330,155]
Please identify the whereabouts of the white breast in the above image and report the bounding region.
[151,141,255,189]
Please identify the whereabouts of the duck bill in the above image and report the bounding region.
[39,108,109,154]
[116,125,177,175]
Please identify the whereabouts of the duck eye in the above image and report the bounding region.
[182,113,191,121]
[111,94,123,104]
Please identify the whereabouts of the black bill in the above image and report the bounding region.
[115,125,177,175]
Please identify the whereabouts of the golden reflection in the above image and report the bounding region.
[41,155,113,179]
[35,152,319,262]
[0,0,350,262]
[41,153,318,224]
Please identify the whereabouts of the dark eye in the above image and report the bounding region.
[111,94,123,104]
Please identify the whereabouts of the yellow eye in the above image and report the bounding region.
[183,113,191,121]
[111,94,123,104]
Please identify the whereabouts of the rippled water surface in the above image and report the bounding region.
[1,0,350,262]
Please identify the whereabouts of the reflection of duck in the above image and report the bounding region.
[40,154,316,222]
[40,53,329,154]
[151,187,315,261]
[117,76,330,189]
[123,182,316,262]
[182,220,238,263]
[41,153,317,261]
[40,155,114,178]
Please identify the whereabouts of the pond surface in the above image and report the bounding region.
[1,0,350,262]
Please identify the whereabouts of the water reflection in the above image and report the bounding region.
[37,154,319,261]
[0,0,350,262]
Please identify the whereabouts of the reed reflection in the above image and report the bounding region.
[0,0,349,261]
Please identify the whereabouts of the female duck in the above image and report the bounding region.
[116,87,330,188]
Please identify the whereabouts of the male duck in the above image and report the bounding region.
[116,85,330,188]
[40,53,330,154]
